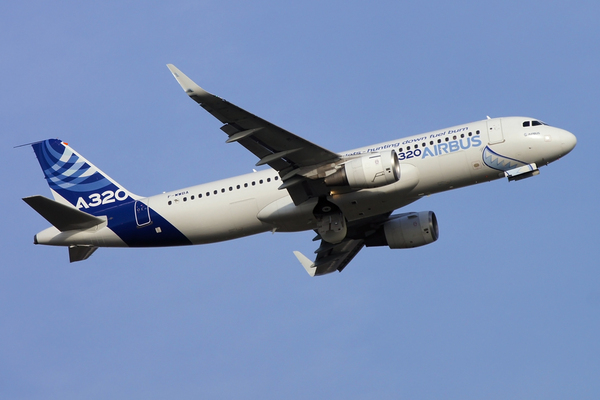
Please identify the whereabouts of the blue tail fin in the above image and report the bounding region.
[31,139,138,215]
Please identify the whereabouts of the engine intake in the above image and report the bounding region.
[325,150,400,189]
[365,211,439,249]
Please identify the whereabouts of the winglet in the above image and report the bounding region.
[293,251,317,277]
[166,64,212,102]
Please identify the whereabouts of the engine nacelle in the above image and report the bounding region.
[365,211,439,249]
[324,150,400,189]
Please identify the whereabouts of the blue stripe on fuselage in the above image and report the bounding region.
[103,201,192,247]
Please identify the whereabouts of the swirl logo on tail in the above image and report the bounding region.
[31,139,132,214]
[35,139,112,193]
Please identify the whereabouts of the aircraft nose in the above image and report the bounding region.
[560,129,577,155]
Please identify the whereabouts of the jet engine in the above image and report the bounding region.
[365,211,439,249]
[324,151,400,189]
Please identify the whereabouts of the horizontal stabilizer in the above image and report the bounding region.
[69,245,98,263]
[23,195,105,232]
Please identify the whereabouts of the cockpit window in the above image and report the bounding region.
[523,120,549,127]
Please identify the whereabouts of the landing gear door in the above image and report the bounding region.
[134,199,152,227]
[487,119,505,145]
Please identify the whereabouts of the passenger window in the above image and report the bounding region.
[229,187,233,191]
[267,178,271,182]
[244,183,248,187]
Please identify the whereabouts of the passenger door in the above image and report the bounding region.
[487,119,505,145]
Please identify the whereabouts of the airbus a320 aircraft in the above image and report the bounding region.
[22,65,577,276]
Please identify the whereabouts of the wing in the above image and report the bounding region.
[293,212,393,276]
[294,238,365,276]
[167,64,341,204]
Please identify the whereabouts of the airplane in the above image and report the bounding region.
[22,64,577,276]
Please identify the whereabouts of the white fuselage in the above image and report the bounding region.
[34,116,576,248]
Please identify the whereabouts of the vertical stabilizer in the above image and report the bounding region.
[31,139,138,215]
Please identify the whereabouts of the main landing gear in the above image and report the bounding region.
[313,197,347,244]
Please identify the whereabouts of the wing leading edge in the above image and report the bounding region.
[167,64,341,205]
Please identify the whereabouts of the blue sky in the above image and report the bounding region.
[2,1,599,398]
